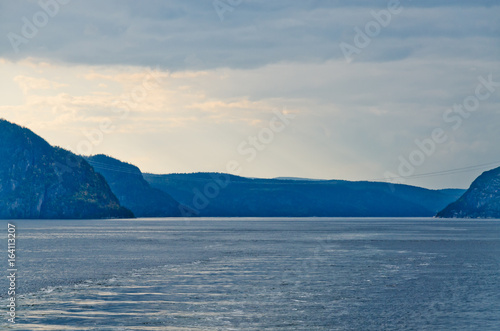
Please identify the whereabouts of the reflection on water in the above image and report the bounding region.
[1,218,499,330]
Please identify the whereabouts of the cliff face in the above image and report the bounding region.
[437,167,500,218]
[86,155,181,217]
[0,119,134,219]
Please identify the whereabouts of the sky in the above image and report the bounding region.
[0,0,499,189]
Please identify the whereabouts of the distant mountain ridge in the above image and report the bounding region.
[144,172,465,217]
[0,119,473,220]
[85,155,181,217]
[273,177,324,181]
[0,119,133,219]
[437,166,500,218]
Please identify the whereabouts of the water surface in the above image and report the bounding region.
[1,218,499,330]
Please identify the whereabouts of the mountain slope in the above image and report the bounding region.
[437,166,500,218]
[0,119,134,219]
[144,172,465,217]
[86,155,181,217]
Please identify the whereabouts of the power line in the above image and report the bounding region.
[84,156,500,183]
[371,160,500,182]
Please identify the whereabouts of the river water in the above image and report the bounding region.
[1,218,499,330]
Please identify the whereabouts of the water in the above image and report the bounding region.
[0,218,499,330]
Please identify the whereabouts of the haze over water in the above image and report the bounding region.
[1,218,499,330]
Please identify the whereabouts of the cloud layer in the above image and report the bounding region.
[0,0,499,189]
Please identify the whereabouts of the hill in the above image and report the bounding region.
[85,155,181,217]
[0,119,133,219]
[144,172,465,217]
[437,166,500,218]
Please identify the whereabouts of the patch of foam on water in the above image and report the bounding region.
[40,286,56,293]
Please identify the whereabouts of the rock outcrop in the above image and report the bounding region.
[0,119,134,219]
[437,166,500,218]
[86,154,181,217]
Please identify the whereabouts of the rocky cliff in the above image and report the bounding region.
[437,166,500,218]
[0,119,134,219]
[86,154,181,217]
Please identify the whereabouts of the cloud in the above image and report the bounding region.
[0,1,499,189]
[2,55,498,189]
[13,75,67,94]
[0,1,498,70]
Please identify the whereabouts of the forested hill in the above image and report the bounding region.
[0,118,471,219]
[437,166,500,218]
[144,172,465,217]
[0,119,133,219]
[85,154,181,217]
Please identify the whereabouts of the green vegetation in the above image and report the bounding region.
[437,166,500,218]
[86,155,181,217]
[144,172,465,217]
[0,119,134,219]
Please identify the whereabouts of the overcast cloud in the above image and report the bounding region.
[0,0,499,189]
